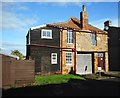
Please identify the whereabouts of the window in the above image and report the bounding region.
[92,32,97,46]
[67,30,73,43]
[51,53,57,64]
[41,29,52,39]
[97,53,104,57]
[66,52,72,65]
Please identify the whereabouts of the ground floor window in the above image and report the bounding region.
[51,53,57,64]
[66,52,72,65]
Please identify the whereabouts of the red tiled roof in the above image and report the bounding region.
[47,17,107,34]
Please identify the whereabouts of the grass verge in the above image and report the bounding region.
[35,74,85,85]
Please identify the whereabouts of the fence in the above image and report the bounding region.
[1,54,35,88]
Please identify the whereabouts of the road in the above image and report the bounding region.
[2,77,120,96]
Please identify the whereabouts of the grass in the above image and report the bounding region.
[35,74,85,85]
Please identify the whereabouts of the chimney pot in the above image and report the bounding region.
[104,20,112,30]
[82,5,86,11]
[104,20,112,26]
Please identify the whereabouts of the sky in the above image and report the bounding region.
[0,1,119,56]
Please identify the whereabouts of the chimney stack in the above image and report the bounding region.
[80,5,88,29]
[104,20,112,30]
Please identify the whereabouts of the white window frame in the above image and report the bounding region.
[67,30,73,44]
[51,53,57,64]
[66,52,72,65]
[41,29,52,39]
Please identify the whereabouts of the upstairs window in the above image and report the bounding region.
[51,53,57,64]
[92,32,97,46]
[66,52,72,65]
[41,29,52,39]
[67,30,73,43]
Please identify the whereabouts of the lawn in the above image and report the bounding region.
[35,74,85,85]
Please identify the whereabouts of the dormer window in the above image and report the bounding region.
[41,29,52,39]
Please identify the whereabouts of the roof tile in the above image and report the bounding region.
[47,17,107,34]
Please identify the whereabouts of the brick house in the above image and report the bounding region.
[26,5,109,75]
[104,20,120,71]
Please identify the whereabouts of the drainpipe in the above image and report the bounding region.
[61,29,63,74]
[74,31,76,74]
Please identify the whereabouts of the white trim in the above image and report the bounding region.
[67,30,73,44]
[66,52,72,65]
[28,29,30,44]
[51,53,57,64]
[41,29,52,39]
[80,29,92,32]
[31,24,46,30]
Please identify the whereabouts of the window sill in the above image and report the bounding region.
[66,64,72,66]
[41,37,53,39]
[67,43,73,44]
[51,63,57,65]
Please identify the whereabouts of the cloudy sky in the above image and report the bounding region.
[0,1,119,55]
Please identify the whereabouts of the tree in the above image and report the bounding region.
[11,50,24,60]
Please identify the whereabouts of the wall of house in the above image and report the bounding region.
[94,53,98,73]
[60,30,75,74]
[76,32,108,52]
[30,46,60,75]
[62,30,74,48]
[61,50,75,74]
[27,27,61,74]
[105,52,109,72]
[76,32,108,73]
[108,27,120,71]
[61,30,108,74]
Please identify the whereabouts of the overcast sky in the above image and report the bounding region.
[0,1,119,55]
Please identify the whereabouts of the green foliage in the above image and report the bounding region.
[35,74,85,85]
[11,50,24,60]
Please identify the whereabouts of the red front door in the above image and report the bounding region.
[98,53,105,70]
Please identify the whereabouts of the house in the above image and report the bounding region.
[26,5,109,75]
[104,20,120,71]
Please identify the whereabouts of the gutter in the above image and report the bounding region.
[46,24,108,35]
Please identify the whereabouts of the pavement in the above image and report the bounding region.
[103,71,120,78]
[105,71,120,75]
